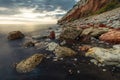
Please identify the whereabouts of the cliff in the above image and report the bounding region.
[58,0,120,24]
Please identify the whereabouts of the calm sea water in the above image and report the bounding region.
[0,24,64,80]
[0,24,56,34]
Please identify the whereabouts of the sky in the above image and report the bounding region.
[0,0,79,24]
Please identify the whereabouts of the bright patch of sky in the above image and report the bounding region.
[0,0,77,24]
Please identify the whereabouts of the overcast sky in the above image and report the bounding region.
[0,0,78,24]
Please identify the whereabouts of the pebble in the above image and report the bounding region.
[59,58,64,61]
[68,69,73,74]
[73,58,78,61]
[90,59,98,65]
[103,69,107,72]
[53,58,58,62]
[77,70,80,74]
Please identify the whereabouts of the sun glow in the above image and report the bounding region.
[14,8,41,19]
[0,7,66,24]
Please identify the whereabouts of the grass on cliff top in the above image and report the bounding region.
[95,1,120,14]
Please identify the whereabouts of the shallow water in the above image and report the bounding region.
[0,24,57,80]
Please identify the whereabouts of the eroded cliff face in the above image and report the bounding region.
[58,0,119,24]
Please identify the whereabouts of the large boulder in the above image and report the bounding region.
[60,27,82,40]
[16,54,44,73]
[8,31,24,40]
[54,46,76,58]
[80,27,109,37]
[99,29,120,44]
[86,47,120,67]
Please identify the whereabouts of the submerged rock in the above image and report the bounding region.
[24,41,35,48]
[54,46,76,58]
[8,31,24,40]
[16,54,44,73]
[86,47,120,67]
[32,35,48,40]
[99,29,120,44]
[49,31,55,39]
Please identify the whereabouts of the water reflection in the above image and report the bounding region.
[0,24,55,34]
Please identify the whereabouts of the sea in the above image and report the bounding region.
[0,24,64,80]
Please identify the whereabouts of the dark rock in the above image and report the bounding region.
[24,41,35,48]
[49,31,55,39]
[8,31,24,40]
[79,35,91,43]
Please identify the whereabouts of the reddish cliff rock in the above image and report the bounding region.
[99,29,120,44]
[58,0,119,24]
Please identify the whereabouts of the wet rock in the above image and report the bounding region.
[16,54,44,73]
[35,42,48,49]
[60,40,66,46]
[54,46,76,58]
[60,28,82,40]
[46,42,59,51]
[90,59,98,65]
[8,31,24,40]
[49,31,55,39]
[24,41,35,48]
[86,47,120,67]
[79,45,92,52]
[99,29,120,44]
[32,35,48,40]
[99,23,107,27]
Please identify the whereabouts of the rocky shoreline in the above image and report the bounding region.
[6,22,120,80]
[5,0,120,79]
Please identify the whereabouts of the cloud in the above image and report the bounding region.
[0,0,76,24]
